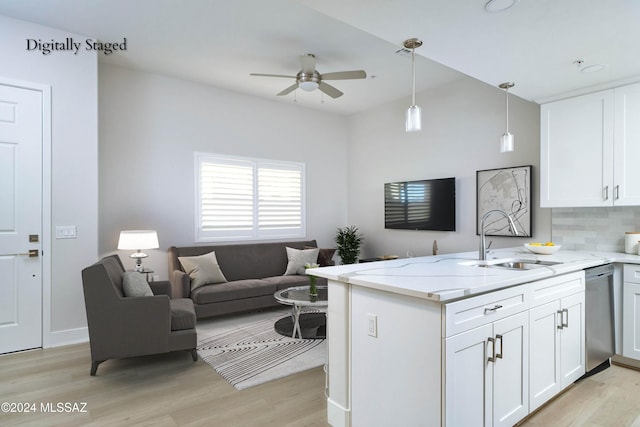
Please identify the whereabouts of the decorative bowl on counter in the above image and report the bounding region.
[524,243,561,255]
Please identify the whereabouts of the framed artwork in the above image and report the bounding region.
[476,165,532,237]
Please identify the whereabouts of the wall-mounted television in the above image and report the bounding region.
[384,177,456,231]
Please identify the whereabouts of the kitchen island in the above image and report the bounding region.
[309,248,640,427]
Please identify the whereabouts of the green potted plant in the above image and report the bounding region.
[335,225,363,264]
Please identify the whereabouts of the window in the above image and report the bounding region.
[195,153,305,242]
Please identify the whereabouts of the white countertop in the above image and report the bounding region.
[309,247,640,303]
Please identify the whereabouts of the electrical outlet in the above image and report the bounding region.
[367,314,378,338]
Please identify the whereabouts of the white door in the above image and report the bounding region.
[0,84,42,354]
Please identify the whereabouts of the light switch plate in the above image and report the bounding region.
[367,314,378,338]
[55,225,77,239]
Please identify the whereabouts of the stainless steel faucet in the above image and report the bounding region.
[479,209,519,260]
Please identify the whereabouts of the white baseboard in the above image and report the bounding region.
[327,397,350,427]
[43,326,89,348]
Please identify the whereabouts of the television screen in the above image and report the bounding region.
[384,177,456,231]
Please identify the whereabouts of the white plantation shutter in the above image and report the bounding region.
[196,153,305,241]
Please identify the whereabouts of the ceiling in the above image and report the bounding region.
[0,0,638,115]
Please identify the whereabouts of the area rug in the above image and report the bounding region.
[196,308,326,390]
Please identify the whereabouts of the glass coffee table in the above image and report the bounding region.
[274,285,328,339]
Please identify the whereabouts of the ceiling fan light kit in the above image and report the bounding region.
[404,38,423,133]
[250,53,366,99]
[499,82,515,152]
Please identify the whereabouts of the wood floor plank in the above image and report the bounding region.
[2,342,640,426]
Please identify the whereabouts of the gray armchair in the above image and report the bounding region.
[81,255,198,375]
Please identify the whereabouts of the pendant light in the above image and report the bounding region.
[499,82,515,152]
[404,38,423,132]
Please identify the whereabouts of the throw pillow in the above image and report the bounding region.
[122,272,154,297]
[178,251,228,291]
[284,247,320,275]
[305,246,336,266]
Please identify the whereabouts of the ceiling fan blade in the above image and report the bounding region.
[277,83,299,96]
[320,70,367,80]
[250,73,296,79]
[318,82,343,98]
[300,54,316,74]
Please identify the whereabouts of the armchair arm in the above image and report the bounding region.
[171,270,191,299]
[149,280,172,298]
[86,294,172,361]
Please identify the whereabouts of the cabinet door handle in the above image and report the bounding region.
[557,310,564,329]
[562,308,569,328]
[495,334,503,360]
[603,186,609,201]
[615,185,620,200]
[487,337,496,363]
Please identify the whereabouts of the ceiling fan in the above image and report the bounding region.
[250,53,367,98]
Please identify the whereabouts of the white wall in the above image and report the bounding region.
[347,77,550,258]
[98,64,349,278]
[0,16,98,346]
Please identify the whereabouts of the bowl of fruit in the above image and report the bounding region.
[524,242,561,255]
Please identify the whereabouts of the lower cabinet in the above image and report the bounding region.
[623,279,640,359]
[443,270,585,427]
[445,311,529,427]
[529,292,585,411]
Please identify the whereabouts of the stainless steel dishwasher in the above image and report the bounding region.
[583,264,615,375]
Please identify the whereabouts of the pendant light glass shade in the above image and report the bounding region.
[404,38,423,133]
[499,82,515,152]
[500,132,514,152]
[406,105,422,132]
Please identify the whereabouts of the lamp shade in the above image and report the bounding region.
[117,230,159,250]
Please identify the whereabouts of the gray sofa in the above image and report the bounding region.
[81,255,198,375]
[168,240,332,319]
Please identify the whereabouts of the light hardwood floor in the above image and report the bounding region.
[1,343,640,426]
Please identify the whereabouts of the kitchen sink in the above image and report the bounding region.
[459,258,563,270]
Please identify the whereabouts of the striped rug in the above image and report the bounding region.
[196,308,326,390]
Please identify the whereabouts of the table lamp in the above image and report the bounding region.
[117,230,159,272]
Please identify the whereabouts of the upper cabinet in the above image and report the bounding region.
[613,84,640,205]
[540,82,640,207]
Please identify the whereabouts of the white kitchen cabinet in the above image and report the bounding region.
[445,311,529,427]
[623,264,640,359]
[540,82,640,207]
[529,273,585,411]
[326,270,586,427]
[613,84,640,205]
[444,285,530,427]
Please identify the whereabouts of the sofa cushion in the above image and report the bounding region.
[305,246,336,266]
[122,272,153,297]
[169,298,196,331]
[190,279,276,305]
[178,251,227,291]
[263,275,311,290]
[284,247,320,275]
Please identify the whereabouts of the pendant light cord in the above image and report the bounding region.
[411,47,416,106]
[505,87,509,133]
